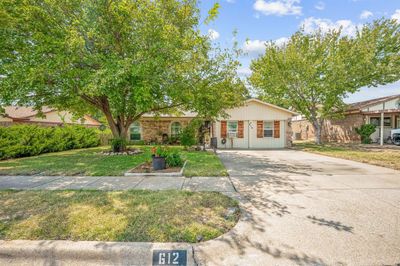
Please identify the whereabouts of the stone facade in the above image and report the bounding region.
[137,118,192,142]
[292,114,365,143]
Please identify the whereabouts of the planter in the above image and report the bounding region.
[152,156,166,170]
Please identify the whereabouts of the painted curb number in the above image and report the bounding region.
[152,250,187,266]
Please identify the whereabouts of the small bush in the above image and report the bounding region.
[166,151,183,167]
[111,138,127,152]
[0,125,100,160]
[355,124,376,144]
[180,122,199,148]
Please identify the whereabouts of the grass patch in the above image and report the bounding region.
[0,190,239,242]
[0,146,227,177]
[293,142,400,170]
[182,150,228,177]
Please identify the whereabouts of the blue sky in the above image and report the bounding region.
[198,0,400,103]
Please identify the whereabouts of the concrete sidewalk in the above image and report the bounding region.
[0,175,236,193]
[2,149,400,265]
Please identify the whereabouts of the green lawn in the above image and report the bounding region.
[293,142,400,170]
[0,146,227,177]
[0,190,239,242]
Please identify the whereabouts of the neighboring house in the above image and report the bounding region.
[130,99,297,149]
[292,94,400,144]
[0,106,101,128]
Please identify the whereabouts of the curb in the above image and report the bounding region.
[0,240,196,266]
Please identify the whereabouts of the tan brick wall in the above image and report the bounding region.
[138,118,192,142]
[286,120,293,147]
[292,114,365,143]
[292,119,316,141]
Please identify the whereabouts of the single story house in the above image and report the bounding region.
[0,106,101,128]
[130,99,297,149]
[292,94,400,144]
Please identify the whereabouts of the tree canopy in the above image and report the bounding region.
[249,19,400,144]
[0,0,247,147]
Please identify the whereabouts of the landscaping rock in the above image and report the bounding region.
[100,149,142,156]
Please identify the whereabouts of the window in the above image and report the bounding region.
[370,117,392,127]
[227,121,238,138]
[171,122,182,138]
[264,121,273,137]
[129,122,141,141]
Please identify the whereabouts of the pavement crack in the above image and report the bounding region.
[191,246,199,266]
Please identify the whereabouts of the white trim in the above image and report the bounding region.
[245,98,298,115]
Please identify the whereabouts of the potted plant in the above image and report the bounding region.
[151,146,168,170]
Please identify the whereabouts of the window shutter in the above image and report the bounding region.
[257,121,263,138]
[221,121,227,138]
[274,120,280,138]
[238,121,244,138]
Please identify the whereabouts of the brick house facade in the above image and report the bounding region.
[135,117,192,143]
[130,99,297,149]
[292,94,400,143]
[291,114,365,143]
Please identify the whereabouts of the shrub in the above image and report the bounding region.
[111,137,127,152]
[0,125,100,160]
[180,123,198,148]
[166,151,183,167]
[355,124,376,144]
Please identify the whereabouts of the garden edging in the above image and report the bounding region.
[124,160,188,177]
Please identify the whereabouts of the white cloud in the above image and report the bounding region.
[274,37,289,46]
[237,67,252,77]
[208,29,220,40]
[314,1,325,11]
[226,0,235,3]
[300,17,360,36]
[360,10,373,20]
[243,37,289,56]
[253,0,302,16]
[392,9,400,21]
[243,40,267,55]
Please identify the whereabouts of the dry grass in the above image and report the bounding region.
[0,190,239,242]
[293,142,400,170]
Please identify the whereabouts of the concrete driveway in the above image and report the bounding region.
[195,150,400,266]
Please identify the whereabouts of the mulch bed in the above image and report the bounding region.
[127,162,182,174]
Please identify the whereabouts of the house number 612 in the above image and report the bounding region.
[152,250,187,266]
[158,252,179,264]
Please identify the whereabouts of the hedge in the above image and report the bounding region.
[0,125,100,160]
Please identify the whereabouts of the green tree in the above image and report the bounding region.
[355,124,377,144]
[0,0,246,151]
[250,19,400,144]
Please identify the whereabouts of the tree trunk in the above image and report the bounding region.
[311,119,323,145]
[102,109,130,152]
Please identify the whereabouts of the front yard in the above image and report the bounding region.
[293,142,400,170]
[0,146,228,177]
[0,190,239,242]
